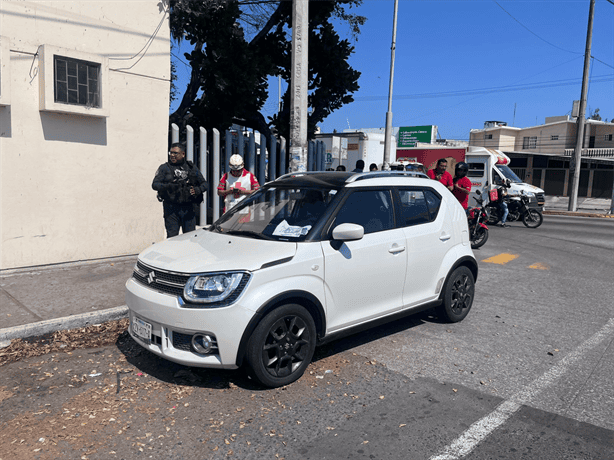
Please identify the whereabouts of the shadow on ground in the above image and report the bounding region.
[115,306,445,392]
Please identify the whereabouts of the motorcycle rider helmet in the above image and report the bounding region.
[229,154,244,171]
[455,162,469,177]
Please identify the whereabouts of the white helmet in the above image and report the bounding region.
[229,154,244,171]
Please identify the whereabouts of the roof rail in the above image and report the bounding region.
[275,171,328,181]
[347,171,429,182]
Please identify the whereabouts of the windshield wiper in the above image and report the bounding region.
[224,230,275,241]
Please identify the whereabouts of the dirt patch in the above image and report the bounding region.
[0,319,129,367]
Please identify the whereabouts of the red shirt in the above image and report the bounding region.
[452,176,472,209]
[427,169,453,188]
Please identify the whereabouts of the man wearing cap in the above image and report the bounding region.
[217,154,260,212]
[152,143,208,238]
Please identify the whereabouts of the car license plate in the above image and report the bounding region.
[132,317,151,342]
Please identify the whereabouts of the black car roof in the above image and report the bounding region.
[270,172,354,188]
[270,171,430,189]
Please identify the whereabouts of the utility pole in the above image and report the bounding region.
[289,0,309,173]
[569,0,595,211]
[383,0,399,170]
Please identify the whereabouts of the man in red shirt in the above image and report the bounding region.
[427,158,453,191]
[452,162,472,211]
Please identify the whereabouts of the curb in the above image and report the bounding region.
[543,210,613,218]
[0,305,129,345]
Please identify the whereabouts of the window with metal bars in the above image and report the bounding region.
[522,137,537,149]
[54,56,100,107]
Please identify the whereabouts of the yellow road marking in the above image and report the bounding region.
[482,253,519,265]
[528,262,550,270]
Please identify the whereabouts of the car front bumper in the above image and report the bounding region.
[125,278,255,369]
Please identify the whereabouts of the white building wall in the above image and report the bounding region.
[0,1,170,269]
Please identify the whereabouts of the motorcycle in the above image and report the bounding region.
[487,190,543,228]
[468,190,489,249]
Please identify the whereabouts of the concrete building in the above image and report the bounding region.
[1,1,171,269]
[469,117,614,198]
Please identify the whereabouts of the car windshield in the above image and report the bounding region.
[212,187,338,241]
[496,165,522,183]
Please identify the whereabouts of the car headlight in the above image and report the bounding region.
[524,191,535,197]
[183,272,249,304]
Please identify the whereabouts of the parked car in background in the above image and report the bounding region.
[126,171,478,388]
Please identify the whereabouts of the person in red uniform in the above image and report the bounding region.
[427,158,453,191]
[452,162,472,212]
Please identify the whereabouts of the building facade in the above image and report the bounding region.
[469,117,614,198]
[1,1,171,269]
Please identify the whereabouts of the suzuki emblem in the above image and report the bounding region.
[147,271,156,284]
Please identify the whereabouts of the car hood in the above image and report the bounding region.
[138,229,297,273]
[509,183,544,194]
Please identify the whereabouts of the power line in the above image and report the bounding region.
[492,1,582,55]
[354,74,614,101]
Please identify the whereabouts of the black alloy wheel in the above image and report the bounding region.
[438,266,475,322]
[246,304,316,388]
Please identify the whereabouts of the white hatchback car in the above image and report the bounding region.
[126,171,477,387]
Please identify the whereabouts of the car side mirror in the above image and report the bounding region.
[332,223,364,242]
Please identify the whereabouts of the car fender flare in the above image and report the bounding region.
[235,290,326,367]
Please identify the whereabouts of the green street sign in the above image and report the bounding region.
[397,126,433,148]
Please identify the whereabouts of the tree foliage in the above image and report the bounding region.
[168,0,365,141]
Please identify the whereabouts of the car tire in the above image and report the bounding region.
[246,304,316,388]
[438,266,475,323]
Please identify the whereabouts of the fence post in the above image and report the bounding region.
[320,141,326,171]
[224,130,232,175]
[248,131,256,175]
[186,125,194,163]
[258,134,266,186]
[308,141,314,171]
[315,141,322,171]
[199,127,207,226]
[268,135,277,181]
[238,128,244,158]
[279,137,287,176]
[212,129,221,221]
[171,123,179,144]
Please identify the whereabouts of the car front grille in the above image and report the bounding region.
[536,193,545,205]
[132,261,189,297]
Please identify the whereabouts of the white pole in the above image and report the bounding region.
[289,0,309,172]
[383,0,399,170]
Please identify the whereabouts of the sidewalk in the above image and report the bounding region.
[1,197,612,345]
[0,256,136,345]
[543,195,613,218]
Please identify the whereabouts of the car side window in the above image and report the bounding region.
[333,190,394,234]
[424,189,442,221]
[398,188,441,226]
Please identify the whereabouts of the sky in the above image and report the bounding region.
[170,0,614,142]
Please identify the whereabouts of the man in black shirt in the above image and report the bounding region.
[152,143,208,238]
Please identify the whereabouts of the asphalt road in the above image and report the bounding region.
[1,215,613,459]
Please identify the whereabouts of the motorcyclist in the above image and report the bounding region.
[452,162,472,213]
[494,177,511,227]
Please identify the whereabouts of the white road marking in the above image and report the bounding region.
[429,318,614,460]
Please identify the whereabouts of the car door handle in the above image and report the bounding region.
[388,245,406,254]
[439,234,451,241]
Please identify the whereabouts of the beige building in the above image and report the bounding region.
[1,1,171,269]
[469,118,614,198]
